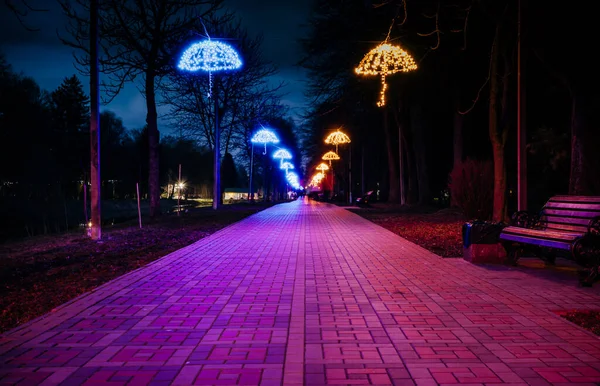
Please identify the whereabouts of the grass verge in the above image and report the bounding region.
[0,203,272,333]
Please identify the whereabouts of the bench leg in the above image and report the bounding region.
[544,251,556,266]
[573,235,600,287]
[502,243,519,266]
[578,266,599,287]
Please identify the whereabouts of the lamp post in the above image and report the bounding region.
[325,129,351,203]
[281,162,294,197]
[89,0,101,240]
[177,39,242,210]
[322,151,340,199]
[250,128,279,201]
[272,148,292,201]
[355,42,417,204]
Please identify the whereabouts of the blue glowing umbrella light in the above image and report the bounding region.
[280,162,294,174]
[178,40,243,98]
[251,128,279,154]
[272,149,292,163]
[249,128,301,190]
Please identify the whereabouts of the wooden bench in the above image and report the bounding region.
[499,195,600,286]
[355,190,374,207]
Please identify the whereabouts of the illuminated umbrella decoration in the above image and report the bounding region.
[178,38,242,211]
[286,172,300,189]
[280,162,294,174]
[310,172,325,187]
[324,129,351,153]
[178,40,243,98]
[355,43,417,107]
[251,128,279,154]
[272,148,293,165]
[322,151,340,166]
[316,163,329,172]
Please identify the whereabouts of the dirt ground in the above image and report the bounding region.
[351,204,466,257]
[0,203,272,333]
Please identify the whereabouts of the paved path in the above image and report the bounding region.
[1,198,600,386]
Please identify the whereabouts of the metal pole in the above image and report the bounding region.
[249,144,254,201]
[83,182,88,224]
[398,113,405,205]
[213,78,220,210]
[331,164,334,200]
[136,182,142,229]
[361,143,365,196]
[89,0,101,240]
[263,153,268,202]
[177,163,181,216]
[348,145,352,204]
[517,0,527,211]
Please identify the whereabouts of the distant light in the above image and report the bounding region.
[273,148,292,161]
[280,161,294,171]
[324,129,351,146]
[316,163,329,172]
[322,151,340,165]
[251,128,279,154]
[178,40,242,73]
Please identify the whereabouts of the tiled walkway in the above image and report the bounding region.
[1,198,600,386]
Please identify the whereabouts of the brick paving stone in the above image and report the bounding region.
[1,198,600,385]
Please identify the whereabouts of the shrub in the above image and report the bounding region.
[448,158,493,220]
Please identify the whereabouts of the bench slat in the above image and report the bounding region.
[501,226,580,241]
[550,195,600,203]
[543,208,600,219]
[499,233,573,250]
[545,224,588,234]
[542,215,592,227]
[545,202,600,211]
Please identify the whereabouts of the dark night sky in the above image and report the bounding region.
[0,0,312,133]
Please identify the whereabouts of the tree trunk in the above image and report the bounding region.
[452,109,463,168]
[382,106,399,202]
[410,103,431,204]
[146,72,160,218]
[451,103,464,207]
[569,89,597,195]
[392,101,406,204]
[488,26,507,222]
[404,131,418,205]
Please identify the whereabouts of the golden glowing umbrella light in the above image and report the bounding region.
[325,129,351,153]
[309,172,325,188]
[322,151,340,166]
[355,43,417,107]
[316,163,329,172]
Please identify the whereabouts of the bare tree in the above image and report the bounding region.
[4,0,47,31]
[164,17,285,160]
[59,0,224,217]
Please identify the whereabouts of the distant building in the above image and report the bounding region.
[223,188,257,201]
